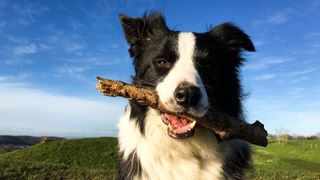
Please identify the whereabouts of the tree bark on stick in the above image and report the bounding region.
[96,77,268,147]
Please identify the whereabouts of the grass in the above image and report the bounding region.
[247,140,320,179]
[0,137,118,180]
[251,140,320,171]
[0,149,7,154]
[0,137,118,169]
[0,159,116,180]
[0,138,319,179]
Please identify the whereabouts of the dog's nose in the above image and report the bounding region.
[174,82,202,107]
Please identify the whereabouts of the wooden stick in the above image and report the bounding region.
[96,77,268,147]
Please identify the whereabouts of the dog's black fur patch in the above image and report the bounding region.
[118,150,142,180]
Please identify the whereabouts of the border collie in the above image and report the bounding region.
[117,12,255,180]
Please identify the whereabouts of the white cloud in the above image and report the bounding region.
[304,32,320,40]
[287,68,317,77]
[9,2,48,25]
[46,32,85,53]
[0,83,125,137]
[66,56,126,66]
[38,43,52,50]
[3,35,29,44]
[244,56,293,70]
[280,68,317,83]
[0,76,9,81]
[54,65,91,80]
[266,10,290,25]
[64,42,84,53]
[2,58,34,65]
[253,74,276,81]
[25,4,35,23]
[265,1,320,25]
[13,44,38,56]
[0,73,31,82]
[54,56,127,80]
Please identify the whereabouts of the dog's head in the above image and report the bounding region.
[120,13,255,139]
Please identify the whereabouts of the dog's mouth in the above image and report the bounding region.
[161,112,197,139]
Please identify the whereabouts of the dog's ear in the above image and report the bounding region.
[209,23,255,53]
[119,15,145,46]
[119,13,168,46]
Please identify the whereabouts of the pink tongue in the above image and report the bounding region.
[164,113,188,128]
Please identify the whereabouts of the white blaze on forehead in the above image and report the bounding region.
[178,32,197,71]
[156,32,208,114]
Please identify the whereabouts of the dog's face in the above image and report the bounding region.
[120,13,254,139]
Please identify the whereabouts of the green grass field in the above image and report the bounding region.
[0,137,118,179]
[247,140,320,179]
[0,137,319,179]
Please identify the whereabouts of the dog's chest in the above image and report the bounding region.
[118,107,226,180]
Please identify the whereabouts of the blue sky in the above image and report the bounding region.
[0,0,319,137]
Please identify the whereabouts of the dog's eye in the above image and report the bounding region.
[155,58,171,68]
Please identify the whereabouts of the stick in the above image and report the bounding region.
[96,77,268,147]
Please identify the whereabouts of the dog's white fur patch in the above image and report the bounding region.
[118,106,142,160]
[156,32,209,116]
[118,107,227,180]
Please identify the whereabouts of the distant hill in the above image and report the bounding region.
[0,135,64,146]
[0,137,319,179]
[0,135,64,152]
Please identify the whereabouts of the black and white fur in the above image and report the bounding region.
[117,12,255,180]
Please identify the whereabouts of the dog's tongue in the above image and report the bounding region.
[161,112,196,139]
[163,113,189,128]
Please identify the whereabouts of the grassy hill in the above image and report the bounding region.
[0,137,319,179]
[0,137,118,179]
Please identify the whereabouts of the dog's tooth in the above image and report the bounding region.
[189,121,196,128]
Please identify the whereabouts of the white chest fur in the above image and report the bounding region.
[118,106,228,180]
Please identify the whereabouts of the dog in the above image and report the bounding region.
[117,12,255,180]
